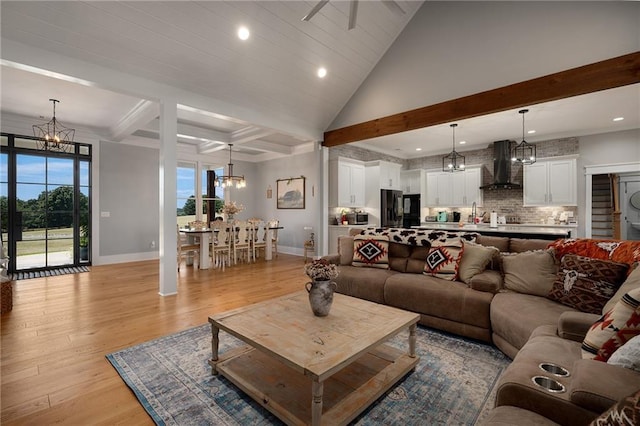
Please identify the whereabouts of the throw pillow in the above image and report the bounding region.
[548,255,629,314]
[596,307,640,362]
[423,237,464,281]
[607,334,640,373]
[603,264,640,315]
[352,235,389,269]
[502,249,558,296]
[589,389,640,426]
[582,287,640,360]
[457,242,499,284]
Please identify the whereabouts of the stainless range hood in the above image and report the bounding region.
[480,140,522,190]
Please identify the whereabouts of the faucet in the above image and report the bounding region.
[471,202,477,224]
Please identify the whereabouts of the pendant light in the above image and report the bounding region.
[442,123,465,172]
[511,109,536,165]
[214,144,246,189]
[32,99,75,153]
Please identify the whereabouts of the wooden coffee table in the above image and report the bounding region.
[208,291,420,426]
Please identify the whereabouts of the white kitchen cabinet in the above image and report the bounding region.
[401,169,424,194]
[371,161,402,190]
[425,168,482,207]
[329,158,365,207]
[524,158,577,206]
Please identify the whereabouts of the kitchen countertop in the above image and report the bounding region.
[415,222,575,237]
[328,224,375,228]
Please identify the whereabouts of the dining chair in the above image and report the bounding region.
[210,224,231,270]
[268,219,280,258]
[251,220,267,261]
[233,221,253,264]
[177,225,200,271]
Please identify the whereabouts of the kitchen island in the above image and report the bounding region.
[414,222,576,240]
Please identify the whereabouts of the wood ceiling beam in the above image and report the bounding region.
[323,51,640,147]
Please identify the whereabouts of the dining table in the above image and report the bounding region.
[180,227,213,269]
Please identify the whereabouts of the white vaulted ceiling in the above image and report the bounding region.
[0,1,423,160]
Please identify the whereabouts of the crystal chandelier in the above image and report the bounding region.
[32,99,75,153]
[214,144,246,189]
[442,123,465,172]
[511,109,536,165]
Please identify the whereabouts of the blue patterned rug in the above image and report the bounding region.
[106,324,510,425]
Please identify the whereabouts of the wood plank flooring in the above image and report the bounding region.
[1,255,307,425]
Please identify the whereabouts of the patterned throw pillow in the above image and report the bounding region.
[352,235,389,269]
[589,389,640,426]
[423,237,464,281]
[582,287,640,360]
[548,255,629,314]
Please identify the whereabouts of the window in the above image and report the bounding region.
[176,162,196,227]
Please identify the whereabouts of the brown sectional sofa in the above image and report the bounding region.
[324,231,558,346]
[324,229,640,425]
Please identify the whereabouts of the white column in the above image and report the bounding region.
[159,99,178,296]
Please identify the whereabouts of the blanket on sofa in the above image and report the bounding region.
[360,227,479,247]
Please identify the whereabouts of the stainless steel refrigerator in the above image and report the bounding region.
[381,189,403,228]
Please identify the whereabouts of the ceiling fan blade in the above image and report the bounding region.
[348,0,359,30]
[302,0,330,22]
[381,0,405,16]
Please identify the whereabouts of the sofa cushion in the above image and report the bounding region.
[423,237,464,281]
[479,406,561,426]
[491,292,578,351]
[476,234,510,253]
[407,245,430,274]
[384,273,494,329]
[608,334,640,373]
[352,234,389,269]
[388,242,410,272]
[502,249,558,296]
[337,235,355,265]
[603,264,640,314]
[588,389,640,426]
[458,241,499,284]
[582,287,640,360]
[509,237,554,253]
[571,358,640,413]
[332,265,397,304]
[547,255,629,314]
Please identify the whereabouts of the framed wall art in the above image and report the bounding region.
[277,176,305,209]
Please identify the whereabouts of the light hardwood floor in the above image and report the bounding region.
[1,255,307,425]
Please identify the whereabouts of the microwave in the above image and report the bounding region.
[347,213,368,225]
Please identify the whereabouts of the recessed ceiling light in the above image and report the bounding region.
[459,140,466,145]
[317,67,327,78]
[416,148,422,151]
[237,26,250,41]
[613,117,624,122]
[528,130,536,134]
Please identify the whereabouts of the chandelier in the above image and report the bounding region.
[214,144,246,189]
[32,99,75,153]
[511,109,536,165]
[442,123,465,172]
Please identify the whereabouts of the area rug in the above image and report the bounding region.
[107,323,510,425]
[8,265,90,281]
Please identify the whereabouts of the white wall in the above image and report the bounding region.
[330,2,640,129]
[252,148,323,256]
